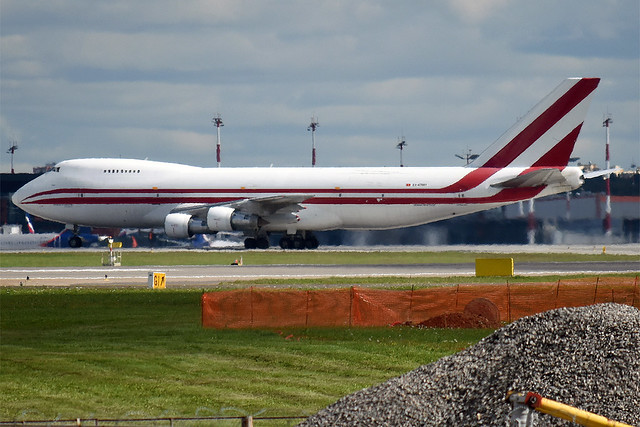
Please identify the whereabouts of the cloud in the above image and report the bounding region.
[1,0,638,172]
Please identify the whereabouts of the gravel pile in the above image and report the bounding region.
[300,303,640,426]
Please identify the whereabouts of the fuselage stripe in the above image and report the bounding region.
[21,187,544,206]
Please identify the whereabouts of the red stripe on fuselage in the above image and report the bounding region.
[21,187,544,206]
[19,167,507,204]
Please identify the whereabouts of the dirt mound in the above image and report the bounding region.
[416,311,495,328]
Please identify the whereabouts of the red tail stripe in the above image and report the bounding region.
[533,124,583,167]
[481,78,599,168]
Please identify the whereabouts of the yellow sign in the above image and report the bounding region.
[148,272,166,289]
[475,258,514,277]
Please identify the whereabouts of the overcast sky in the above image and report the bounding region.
[1,0,638,173]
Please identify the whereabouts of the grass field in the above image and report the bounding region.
[1,250,637,422]
[0,288,492,422]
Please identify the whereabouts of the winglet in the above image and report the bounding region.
[470,78,600,169]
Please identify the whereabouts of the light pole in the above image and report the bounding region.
[6,142,18,174]
[212,114,224,167]
[308,117,319,167]
[603,114,613,236]
[396,137,407,167]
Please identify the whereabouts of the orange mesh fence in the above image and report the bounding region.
[351,288,412,327]
[507,282,558,321]
[593,276,638,305]
[306,288,352,327]
[202,276,639,329]
[407,287,459,323]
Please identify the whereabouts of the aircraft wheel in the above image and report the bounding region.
[68,236,83,248]
[279,237,290,249]
[256,237,270,249]
[304,235,319,249]
[292,236,305,250]
[244,238,257,249]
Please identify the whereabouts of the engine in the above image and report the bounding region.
[164,207,259,238]
[561,167,585,190]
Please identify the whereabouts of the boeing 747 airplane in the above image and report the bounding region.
[13,78,603,249]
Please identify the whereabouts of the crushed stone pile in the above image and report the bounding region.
[300,303,640,426]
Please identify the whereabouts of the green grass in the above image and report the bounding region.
[0,288,492,422]
[1,249,637,268]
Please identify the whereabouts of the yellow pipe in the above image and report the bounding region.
[533,394,632,427]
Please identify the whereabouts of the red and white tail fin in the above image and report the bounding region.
[470,78,600,169]
[25,214,35,234]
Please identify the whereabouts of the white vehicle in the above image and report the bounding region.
[13,78,602,249]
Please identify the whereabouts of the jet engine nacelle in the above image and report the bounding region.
[164,213,209,238]
[561,167,585,190]
[164,207,259,238]
[207,206,259,232]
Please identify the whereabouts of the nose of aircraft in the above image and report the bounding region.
[12,184,27,210]
[12,179,37,213]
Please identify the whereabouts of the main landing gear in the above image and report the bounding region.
[243,232,320,250]
[278,232,319,250]
[243,236,270,249]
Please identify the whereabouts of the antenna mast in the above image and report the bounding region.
[603,114,613,236]
[212,113,224,167]
[308,116,319,167]
[6,141,18,174]
[396,136,407,167]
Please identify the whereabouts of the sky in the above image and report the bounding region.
[1,0,639,173]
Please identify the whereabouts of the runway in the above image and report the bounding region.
[1,261,638,288]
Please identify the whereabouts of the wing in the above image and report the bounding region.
[171,194,313,217]
[228,194,312,216]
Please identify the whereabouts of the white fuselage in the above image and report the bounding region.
[12,158,580,234]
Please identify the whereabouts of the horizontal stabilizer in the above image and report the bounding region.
[583,167,622,179]
[491,168,567,188]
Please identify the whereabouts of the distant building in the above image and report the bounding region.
[32,163,57,174]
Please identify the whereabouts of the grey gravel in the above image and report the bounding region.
[300,303,640,426]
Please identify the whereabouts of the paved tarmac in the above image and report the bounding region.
[1,260,638,288]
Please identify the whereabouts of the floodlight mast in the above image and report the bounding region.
[212,113,224,167]
[603,114,613,235]
[455,148,478,165]
[308,116,319,167]
[396,137,407,167]
[6,142,18,174]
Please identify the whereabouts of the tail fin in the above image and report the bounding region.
[469,78,600,168]
[25,214,35,234]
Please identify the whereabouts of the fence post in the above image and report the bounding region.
[305,290,310,328]
[250,287,254,328]
[506,281,511,323]
[242,415,253,427]
[409,285,414,324]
